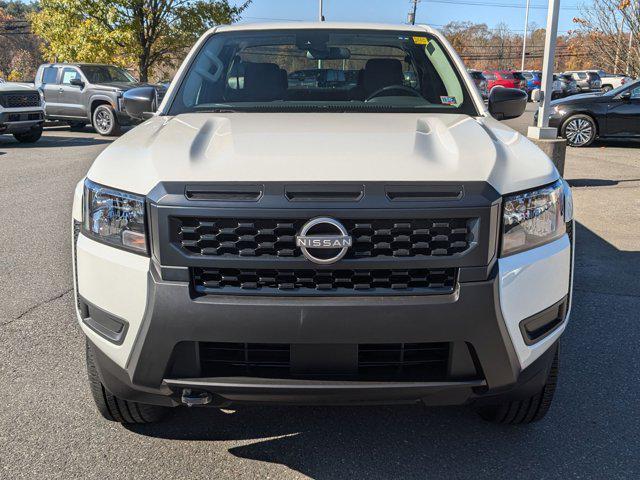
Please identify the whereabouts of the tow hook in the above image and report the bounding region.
[181,388,213,407]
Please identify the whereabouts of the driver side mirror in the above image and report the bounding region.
[619,91,632,101]
[488,87,527,120]
[70,78,84,88]
[123,86,157,120]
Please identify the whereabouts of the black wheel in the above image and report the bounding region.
[13,125,43,143]
[561,113,596,147]
[476,347,559,425]
[601,85,613,93]
[92,104,122,136]
[85,340,169,424]
[69,121,86,131]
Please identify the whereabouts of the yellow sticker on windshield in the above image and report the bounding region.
[413,36,428,45]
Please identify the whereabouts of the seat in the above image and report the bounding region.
[362,58,404,97]
[242,62,287,101]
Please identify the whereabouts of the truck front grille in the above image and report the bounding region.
[198,342,450,381]
[0,92,40,108]
[175,217,473,259]
[192,267,456,295]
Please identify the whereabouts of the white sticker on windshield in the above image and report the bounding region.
[440,96,457,106]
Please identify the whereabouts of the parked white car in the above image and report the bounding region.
[597,72,633,92]
[72,22,573,426]
[0,82,45,143]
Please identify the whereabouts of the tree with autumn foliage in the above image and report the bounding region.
[30,0,250,82]
[572,0,640,76]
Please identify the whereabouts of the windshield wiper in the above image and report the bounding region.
[193,104,240,113]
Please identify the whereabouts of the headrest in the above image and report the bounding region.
[243,62,286,101]
[363,58,404,95]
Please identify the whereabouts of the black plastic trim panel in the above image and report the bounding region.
[519,296,568,345]
[82,297,129,345]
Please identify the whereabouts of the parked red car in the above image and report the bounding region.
[482,70,520,91]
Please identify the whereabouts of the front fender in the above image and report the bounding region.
[89,93,119,114]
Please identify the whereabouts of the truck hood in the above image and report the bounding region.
[0,82,37,92]
[91,82,157,92]
[87,113,558,195]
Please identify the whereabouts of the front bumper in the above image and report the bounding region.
[532,110,563,132]
[0,110,44,133]
[72,177,572,408]
[75,230,572,407]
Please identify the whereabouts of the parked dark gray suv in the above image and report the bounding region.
[35,63,165,136]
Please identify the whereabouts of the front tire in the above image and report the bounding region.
[476,347,559,425]
[13,125,43,143]
[601,85,613,93]
[92,105,122,136]
[561,113,596,147]
[85,340,168,424]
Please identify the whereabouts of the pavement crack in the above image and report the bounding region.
[1,288,73,327]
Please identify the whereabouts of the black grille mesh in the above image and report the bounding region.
[193,267,456,294]
[175,217,472,258]
[198,342,450,381]
[0,92,40,108]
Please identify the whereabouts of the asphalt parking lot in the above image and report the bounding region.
[1,106,639,479]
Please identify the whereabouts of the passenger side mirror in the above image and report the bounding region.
[488,87,527,120]
[70,78,84,88]
[619,91,632,101]
[531,88,542,102]
[123,86,157,120]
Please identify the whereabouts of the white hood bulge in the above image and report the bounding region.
[87,112,558,195]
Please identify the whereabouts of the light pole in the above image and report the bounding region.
[521,0,531,71]
[408,0,419,25]
[626,0,637,75]
[319,0,324,22]
[528,0,560,138]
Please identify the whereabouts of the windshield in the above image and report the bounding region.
[81,66,136,84]
[169,29,476,115]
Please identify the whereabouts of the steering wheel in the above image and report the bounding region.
[365,84,422,102]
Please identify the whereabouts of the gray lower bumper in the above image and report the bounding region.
[85,263,545,407]
[0,111,44,133]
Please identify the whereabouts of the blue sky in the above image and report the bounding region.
[233,0,583,35]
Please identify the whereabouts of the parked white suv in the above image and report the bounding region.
[72,22,574,425]
[0,82,45,143]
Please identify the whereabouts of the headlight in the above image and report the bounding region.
[501,179,570,256]
[82,179,148,254]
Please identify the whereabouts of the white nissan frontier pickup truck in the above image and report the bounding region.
[72,22,574,425]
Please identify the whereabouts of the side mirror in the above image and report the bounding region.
[123,86,157,120]
[488,87,527,120]
[619,91,632,101]
[70,78,84,88]
[531,88,542,103]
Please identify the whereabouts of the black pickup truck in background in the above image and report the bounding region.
[35,63,165,136]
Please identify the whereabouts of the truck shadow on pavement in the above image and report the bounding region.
[567,178,640,187]
[591,138,640,148]
[125,222,640,479]
[0,135,113,149]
